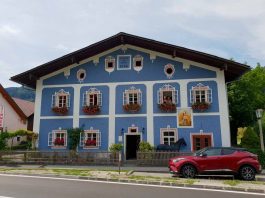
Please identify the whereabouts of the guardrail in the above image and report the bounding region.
[0,151,119,165]
[136,151,193,166]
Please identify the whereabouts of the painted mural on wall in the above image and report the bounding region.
[177,108,193,127]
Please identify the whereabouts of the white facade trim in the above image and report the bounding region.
[73,86,80,128]
[33,79,43,134]
[108,84,116,147]
[146,83,154,145]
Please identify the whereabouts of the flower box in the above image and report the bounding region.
[123,103,141,112]
[85,139,97,147]
[159,103,176,112]
[191,102,210,111]
[54,138,65,146]
[52,106,68,115]
[83,105,100,115]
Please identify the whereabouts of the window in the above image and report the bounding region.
[192,134,212,151]
[83,88,102,107]
[133,55,143,72]
[123,87,142,106]
[204,148,221,156]
[16,136,21,142]
[105,56,115,73]
[161,128,177,145]
[80,129,101,148]
[222,148,236,155]
[48,130,67,147]
[117,55,131,70]
[190,83,212,104]
[52,89,70,108]
[164,64,175,78]
[128,127,138,133]
[77,69,86,82]
[157,85,177,105]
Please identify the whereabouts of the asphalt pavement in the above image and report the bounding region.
[0,174,264,198]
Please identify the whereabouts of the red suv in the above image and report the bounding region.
[169,147,262,180]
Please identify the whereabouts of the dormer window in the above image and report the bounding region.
[52,89,70,115]
[83,88,102,114]
[133,55,143,72]
[158,84,177,112]
[105,56,115,73]
[190,83,212,111]
[123,87,142,112]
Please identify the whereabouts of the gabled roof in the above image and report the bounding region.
[0,84,27,121]
[13,98,34,117]
[10,32,250,88]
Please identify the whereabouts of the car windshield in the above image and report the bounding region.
[193,148,208,156]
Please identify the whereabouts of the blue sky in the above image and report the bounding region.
[1,0,265,87]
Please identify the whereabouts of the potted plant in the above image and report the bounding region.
[83,105,100,115]
[123,103,141,112]
[54,138,65,146]
[85,139,97,147]
[191,101,210,111]
[159,103,176,112]
[52,106,68,115]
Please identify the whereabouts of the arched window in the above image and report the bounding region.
[52,89,70,108]
[83,88,102,107]
[190,83,212,104]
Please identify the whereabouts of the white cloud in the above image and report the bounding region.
[0,25,20,36]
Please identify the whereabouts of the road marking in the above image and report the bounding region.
[0,173,264,196]
[0,196,14,198]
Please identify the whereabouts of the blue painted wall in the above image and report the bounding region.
[153,82,181,113]
[79,118,109,151]
[39,119,73,150]
[43,48,216,86]
[115,84,146,114]
[153,115,222,151]
[114,117,147,143]
[41,87,74,116]
[187,81,219,112]
[79,85,109,115]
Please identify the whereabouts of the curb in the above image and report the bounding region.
[0,172,264,194]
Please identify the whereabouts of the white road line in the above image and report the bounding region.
[0,196,14,198]
[0,174,264,196]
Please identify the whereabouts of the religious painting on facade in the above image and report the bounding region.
[177,108,193,127]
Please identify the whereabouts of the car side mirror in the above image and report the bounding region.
[200,153,207,157]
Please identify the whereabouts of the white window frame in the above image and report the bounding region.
[105,56,115,72]
[52,89,70,108]
[160,128,178,145]
[133,55,143,72]
[80,128,101,149]
[123,87,142,105]
[190,83,212,104]
[190,132,214,151]
[117,55,131,70]
[48,130,67,147]
[157,84,178,105]
[82,88,102,107]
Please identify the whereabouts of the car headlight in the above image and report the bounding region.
[172,158,185,163]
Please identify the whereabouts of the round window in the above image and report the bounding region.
[164,64,175,78]
[77,69,86,81]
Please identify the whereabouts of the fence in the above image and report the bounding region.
[136,151,192,166]
[0,151,119,165]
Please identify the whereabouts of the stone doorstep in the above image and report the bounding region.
[0,172,264,194]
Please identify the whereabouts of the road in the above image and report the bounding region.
[0,174,263,198]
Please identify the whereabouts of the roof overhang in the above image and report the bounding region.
[11,32,251,89]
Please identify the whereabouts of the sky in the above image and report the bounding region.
[1,0,265,88]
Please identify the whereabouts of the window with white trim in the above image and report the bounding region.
[48,130,67,147]
[105,56,115,73]
[52,89,70,108]
[83,88,102,107]
[123,87,142,105]
[117,55,131,70]
[157,84,177,105]
[133,55,143,72]
[80,129,101,148]
[190,83,212,104]
[160,128,177,145]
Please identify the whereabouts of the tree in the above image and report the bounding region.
[228,64,265,145]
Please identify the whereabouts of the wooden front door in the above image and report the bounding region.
[192,135,212,151]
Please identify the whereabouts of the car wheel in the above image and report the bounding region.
[239,165,256,181]
[181,164,196,178]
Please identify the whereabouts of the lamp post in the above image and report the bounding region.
[256,109,264,152]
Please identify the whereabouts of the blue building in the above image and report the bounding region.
[11,33,249,159]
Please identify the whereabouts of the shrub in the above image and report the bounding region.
[138,141,154,152]
[67,128,84,151]
[247,148,265,168]
[109,143,123,152]
[241,127,260,149]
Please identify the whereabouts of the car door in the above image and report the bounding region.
[195,148,222,172]
[219,148,236,171]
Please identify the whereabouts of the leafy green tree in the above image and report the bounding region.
[241,127,260,149]
[228,64,265,145]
